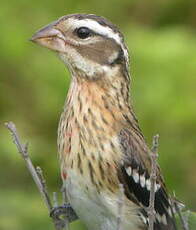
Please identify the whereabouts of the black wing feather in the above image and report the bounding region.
[118,128,177,230]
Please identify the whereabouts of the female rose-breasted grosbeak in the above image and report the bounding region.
[31,14,178,230]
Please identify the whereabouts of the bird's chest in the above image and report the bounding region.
[57,82,123,185]
[58,114,122,230]
[58,108,120,185]
[57,81,140,229]
[64,168,123,230]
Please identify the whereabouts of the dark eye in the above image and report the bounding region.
[76,27,91,39]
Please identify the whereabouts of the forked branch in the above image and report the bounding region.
[5,121,77,230]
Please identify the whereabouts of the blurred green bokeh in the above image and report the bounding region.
[0,0,196,229]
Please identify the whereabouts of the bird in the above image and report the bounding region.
[31,14,178,230]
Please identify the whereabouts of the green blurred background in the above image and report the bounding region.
[0,0,196,229]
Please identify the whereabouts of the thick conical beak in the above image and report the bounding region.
[30,23,66,52]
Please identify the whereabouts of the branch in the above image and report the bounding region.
[173,197,189,230]
[147,134,159,230]
[5,121,77,230]
[5,122,53,212]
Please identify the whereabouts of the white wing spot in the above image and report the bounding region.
[155,183,161,192]
[156,213,167,225]
[145,178,160,192]
[132,169,139,183]
[156,213,162,223]
[161,214,167,225]
[140,214,147,225]
[140,174,146,188]
[154,183,158,192]
[125,166,132,176]
[168,207,172,217]
[146,179,151,191]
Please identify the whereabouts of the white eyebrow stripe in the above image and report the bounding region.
[67,17,130,80]
[68,18,122,45]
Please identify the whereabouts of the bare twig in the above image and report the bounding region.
[116,183,124,230]
[151,134,159,154]
[147,134,159,230]
[5,121,77,230]
[5,121,53,212]
[51,192,68,230]
[173,199,189,230]
[36,166,53,210]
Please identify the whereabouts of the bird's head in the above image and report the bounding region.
[31,14,129,80]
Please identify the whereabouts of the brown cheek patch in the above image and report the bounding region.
[76,39,120,65]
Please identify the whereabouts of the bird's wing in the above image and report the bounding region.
[117,128,177,230]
